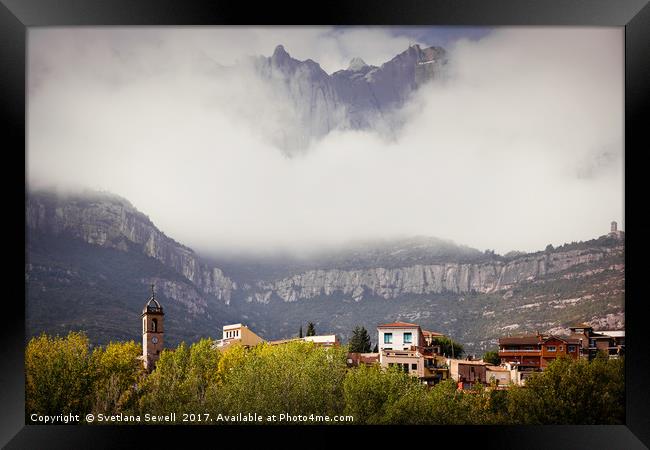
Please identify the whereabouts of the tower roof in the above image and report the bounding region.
[142,283,163,314]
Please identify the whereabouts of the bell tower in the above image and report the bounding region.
[142,284,164,371]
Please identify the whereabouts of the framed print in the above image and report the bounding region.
[2,0,649,447]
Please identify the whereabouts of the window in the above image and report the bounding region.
[151,319,157,332]
[411,363,417,370]
[404,332,412,344]
[547,346,556,352]
[384,333,393,344]
[558,346,563,351]
[568,345,576,352]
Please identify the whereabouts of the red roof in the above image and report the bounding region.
[377,322,420,328]
[422,330,445,336]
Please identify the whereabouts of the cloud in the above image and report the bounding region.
[27,27,623,256]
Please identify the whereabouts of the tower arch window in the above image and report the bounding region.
[152,318,158,332]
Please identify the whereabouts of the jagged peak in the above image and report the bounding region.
[347,57,368,71]
[272,44,289,58]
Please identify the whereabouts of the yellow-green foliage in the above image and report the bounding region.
[25,333,625,425]
[207,341,348,420]
[90,340,143,415]
[506,354,625,424]
[343,363,419,424]
[26,332,94,417]
[138,339,221,417]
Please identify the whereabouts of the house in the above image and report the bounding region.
[213,323,265,349]
[486,365,513,387]
[377,322,425,360]
[304,334,340,347]
[377,322,449,385]
[568,324,625,359]
[267,334,340,347]
[498,333,581,381]
[448,359,488,389]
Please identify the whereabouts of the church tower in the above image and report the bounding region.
[142,284,164,371]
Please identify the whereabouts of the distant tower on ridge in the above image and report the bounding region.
[142,284,164,371]
[608,220,624,240]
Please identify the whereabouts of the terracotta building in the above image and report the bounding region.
[498,333,581,380]
[568,324,625,359]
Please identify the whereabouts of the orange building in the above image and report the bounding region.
[498,333,581,379]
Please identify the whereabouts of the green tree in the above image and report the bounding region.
[138,339,221,419]
[343,364,418,424]
[306,322,316,337]
[372,343,379,353]
[433,336,464,358]
[348,326,372,353]
[482,349,501,366]
[25,332,94,419]
[90,340,143,415]
[507,355,624,424]
[206,341,347,420]
[299,325,303,338]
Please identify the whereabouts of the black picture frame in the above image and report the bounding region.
[2,0,648,447]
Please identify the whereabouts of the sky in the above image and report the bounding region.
[27,26,624,257]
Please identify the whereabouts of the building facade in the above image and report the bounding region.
[214,323,265,349]
[377,322,449,385]
[568,324,625,359]
[498,333,581,380]
[142,285,164,371]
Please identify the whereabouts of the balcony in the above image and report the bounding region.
[383,349,419,358]
[499,350,541,356]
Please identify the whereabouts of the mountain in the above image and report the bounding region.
[25,189,625,354]
[250,44,447,150]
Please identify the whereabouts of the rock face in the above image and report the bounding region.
[248,246,623,303]
[252,44,447,150]
[26,190,236,304]
[25,188,625,353]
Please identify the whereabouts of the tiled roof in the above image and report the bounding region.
[422,330,445,336]
[499,335,543,345]
[543,335,583,345]
[377,322,420,328]
[452,359,489,366]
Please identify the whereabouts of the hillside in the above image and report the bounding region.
[25,189,624,354]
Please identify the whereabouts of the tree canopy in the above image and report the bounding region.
[348,326,372,353]
[25,332,624,425]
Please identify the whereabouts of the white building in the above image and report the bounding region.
[377,322,424,364]
[214,323,265,349]
[304,334,339,347]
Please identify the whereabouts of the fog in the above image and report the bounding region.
[27,27,623,256]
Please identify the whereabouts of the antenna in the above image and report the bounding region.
[151,283,155,299]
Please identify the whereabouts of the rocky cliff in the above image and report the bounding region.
[26,190,236,304]
[247,246,623,303]
[251,44,447,150]
[25,188,625,353]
